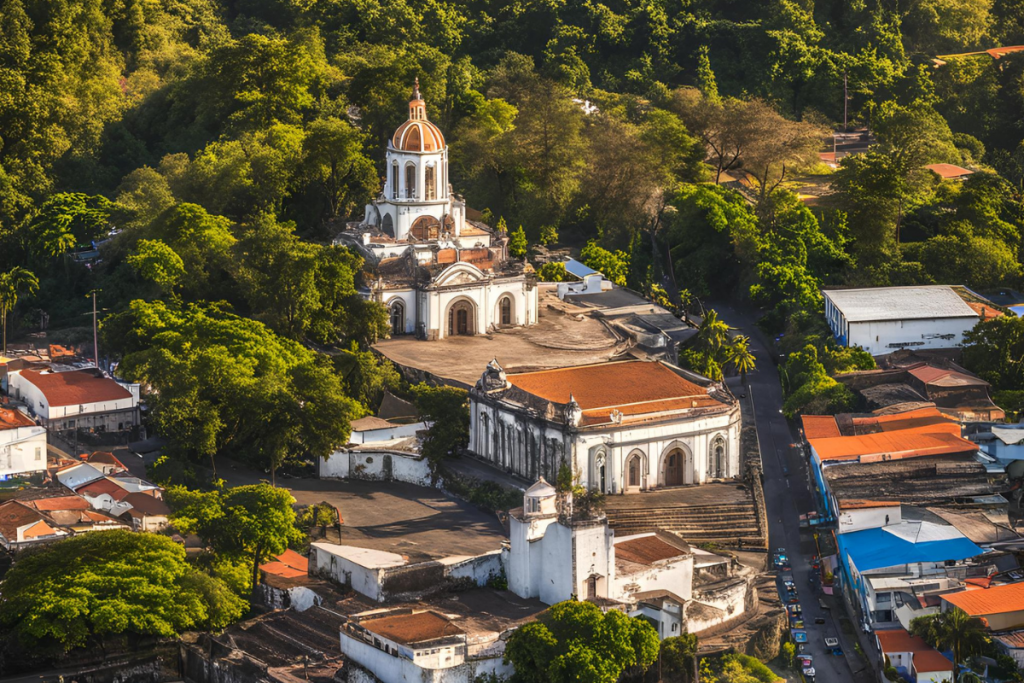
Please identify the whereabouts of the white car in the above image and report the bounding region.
[824,636,839,648]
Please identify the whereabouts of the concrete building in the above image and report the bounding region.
[823,286,980,355]
[318,416,431,486]
[0,406,46,479]
[8,368,140,432]
[337,80,539,340]
[942,582,1024,631]
[469,359,740,492]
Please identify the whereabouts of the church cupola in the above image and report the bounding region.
[392,78,445,152]
[409,77,426,120]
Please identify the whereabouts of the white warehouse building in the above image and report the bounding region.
[823,286,982,356]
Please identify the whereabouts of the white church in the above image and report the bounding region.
[469,359,742,494]
[335,79,539,341]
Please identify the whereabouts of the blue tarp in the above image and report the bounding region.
[839,526,984,573]
[564,258,599,279]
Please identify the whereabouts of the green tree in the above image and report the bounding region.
[411,384,469,468]
[661,633,699,682]
[146,203,236,299]
[104,301,361,479]
[505,600,659,683]
[696,46,720,104]
[537,262,571,282]
[509,225,528,258]
[299,117,378,230]
[580,241,628,286]
[910,608,989,682]
[963,315,1024,394]
[728,336,757,384]
[127,239,185,292]
[168,483,303,597]
[0,266,38,356]
[0,530,244,651]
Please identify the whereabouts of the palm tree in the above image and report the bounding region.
[0,267,39,357]
[697,309,730,354]
[727,335,757,384]
[912,608,988,682]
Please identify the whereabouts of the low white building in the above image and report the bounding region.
[318,416,431,486]
[507,480,743,637]
[469,359,741,492]
[0,406,46,479]
[823,286,980,355]
[8,369,140,432]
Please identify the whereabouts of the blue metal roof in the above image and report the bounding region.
[564,258,599,279]
[839,524,984,573]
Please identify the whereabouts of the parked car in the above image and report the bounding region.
[793,631,808,643]
[824,636,839,648]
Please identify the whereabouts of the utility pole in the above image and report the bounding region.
[843,71,848,133]
[90,290,100,373]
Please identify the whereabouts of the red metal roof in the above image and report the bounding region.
[802,415,841,439]
[260,549,309,579]
[809,430,975,462]
[26,495,90,512]
[19,370,132,407]
[925,163,974,179]
[76,478,131,501]
[0,407,34,430]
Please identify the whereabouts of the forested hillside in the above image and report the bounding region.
[3,0,1024,421]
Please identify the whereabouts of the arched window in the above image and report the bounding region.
[405,163,416,199]
[391,164,399,199]
[628,456,640,488]
[381,213,394,237]
[711,436,726,478]
[425,165,436,200]
[500,297,512,325]
[389,300,405,336]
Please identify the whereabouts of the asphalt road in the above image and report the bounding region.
[709,300,872,683]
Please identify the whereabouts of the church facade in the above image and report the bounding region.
[335,80,538,340]
[468,360,742,494]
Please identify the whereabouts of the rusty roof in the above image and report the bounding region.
[0,407,35,430]
[913,649,954,673]
[260,548,309,579]
[77,478,131,500]
[359,611,464,645]
[86,451,128,469]
[0,501,47,539]
[802,415,841,439]
[508,361,712,412]
[25,495,90,512]
[838,499,899,510]
[925,163,974,179]
[943,582,1024,616]
[876,628,935,654]
[615,535,689,565]
[19,370,132,407]
[810,430,976,462]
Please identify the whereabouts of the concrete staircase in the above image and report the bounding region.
[605,500,766,549]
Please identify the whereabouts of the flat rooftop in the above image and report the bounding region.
[373,289,628,386]
[823,285,978,322]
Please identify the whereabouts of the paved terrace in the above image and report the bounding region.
[373,289,629,387]
[221,461,506,564]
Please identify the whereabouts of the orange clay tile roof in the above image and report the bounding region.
[925,163,974,179]
[360,611,464,645]
[0,407,35,430]
[19,370,132,407]
[86,451,127,469]
[876,629,935,654]
[943,582,1024,616]
[914,649,954,673]
[838,499,899,510]
[809,430,975,462]
[616,536,689,565]
[508,361,711,413]
[802,415,841,439]
[260,548,309,579]
[966,301,1003,319]
[25,495,90,512]
[851,407,962,436]
[0,501,47,539]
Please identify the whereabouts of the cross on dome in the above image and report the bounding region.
[392,77,445,151]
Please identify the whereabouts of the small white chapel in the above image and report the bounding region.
[335,79,539,341]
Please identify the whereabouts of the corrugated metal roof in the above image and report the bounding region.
[564,258,599,279]
[943,581,1024,616]
[840,521,984,572]
[823,286,978,322]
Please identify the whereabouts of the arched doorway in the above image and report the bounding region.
[389,300,404,335]
[447,299,475,337]
[624,450,645,492]
[381,213,394,237]
[410,215,441,241]
[664,451,683,486]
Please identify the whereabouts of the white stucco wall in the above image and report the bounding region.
[9,371,138,423]
[842,317,977,355]
[319,449,432,487]
[310,544,396,602]
[0,423,46,477]
[350,422,425,445]
[341,631,513,683]
[442,551,503,586]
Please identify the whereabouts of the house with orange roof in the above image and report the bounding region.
[469,359,740,493]
[942,581,1024,631]
[876,628,953,683]
[0,405,46,479]
[8,368,139,433]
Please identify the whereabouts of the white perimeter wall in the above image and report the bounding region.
[310,545,387,602]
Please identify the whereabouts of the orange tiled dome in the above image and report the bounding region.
[391,78,446,152]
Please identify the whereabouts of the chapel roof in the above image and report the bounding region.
[391,79,445,152]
